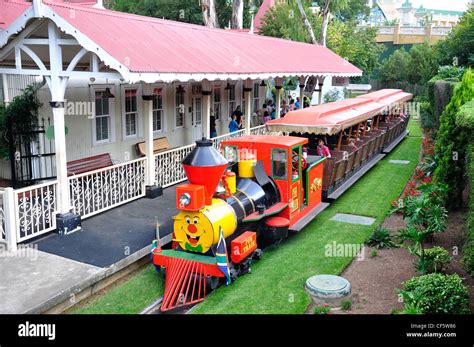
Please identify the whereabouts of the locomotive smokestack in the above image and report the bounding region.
[182,138,228,205]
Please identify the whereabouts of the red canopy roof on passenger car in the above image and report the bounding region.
[266,89,413,135]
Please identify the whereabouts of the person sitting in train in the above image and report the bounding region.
[348,138,358,150]
[317,139,331,158]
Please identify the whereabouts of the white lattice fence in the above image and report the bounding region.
[211,129,246,150]
[249,125,268,135]
[154,144,195,188]
[15,181,58,243]
[69,158,147,219]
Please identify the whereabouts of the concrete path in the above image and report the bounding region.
[0,247,100,313]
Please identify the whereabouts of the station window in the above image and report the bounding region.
[224,145,238,162]
[272,148,287,180]
[292,147,300,181]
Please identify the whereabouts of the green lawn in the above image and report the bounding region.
[74,119,422,314]
[193,120,422,314]
[71,264,164,314]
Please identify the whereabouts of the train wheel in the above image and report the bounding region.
[230,267,239,282]
[252,248,263,261]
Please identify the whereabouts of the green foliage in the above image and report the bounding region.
[327,21,383,82]
[323,88,343,103]
[415,246,452,274]
[370,248,377,257]
[407,43,439,85]
[366,226,398,249]
[378,47,411,83]
[109,0,261,28]
[435,8,474,68]
[455,99,474,129]
[425,75,459,131]
[379,43,439,86]
[392,182,448,271]
[0,83,43,159]
[335,0,370,22]
[398,273,469,314]
[259,1,382,80]
[340,299,352,311]
[313,305,332,314]
[463,142,474,275]
[434,69,474,208]
[435,65,466,80]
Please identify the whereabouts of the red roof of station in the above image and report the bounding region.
[0,0,362,78]
[0,0,30,29]
[266,89,413,135]
[223,135,308,148]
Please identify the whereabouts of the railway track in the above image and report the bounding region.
[140,297,196,314]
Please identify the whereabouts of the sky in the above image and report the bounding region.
[407,0,469,12]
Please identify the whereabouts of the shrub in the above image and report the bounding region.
[313,305,332,314]
[341,300,352,311]
[463,142,474,275]
[434,69,474,209]
[398,273,470,314]
[415,246,452,274]
[366,226,398,249]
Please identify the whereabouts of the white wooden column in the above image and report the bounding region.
[201,79,212,139]
[142,85,156,186]
[317,76,325,105]
[243,78,253,135]
[48,22,71,215]
[275,88,282,119]
[4,187,17,252]
[245,91,252,134]
[203,93,211,139]
[299,75,305,109]
[275,77,283,119]
[1,74,10,105]
[52,104,70,214]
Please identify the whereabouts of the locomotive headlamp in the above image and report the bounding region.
[179,192,191,207]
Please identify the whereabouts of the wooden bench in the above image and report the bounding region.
[135,137,172,157]
[67,153,114,176]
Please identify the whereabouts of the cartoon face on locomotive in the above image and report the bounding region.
[152,135,326,310]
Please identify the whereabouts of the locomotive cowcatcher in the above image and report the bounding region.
[152,135,328,311]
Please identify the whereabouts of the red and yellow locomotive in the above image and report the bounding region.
[152,135,327,311]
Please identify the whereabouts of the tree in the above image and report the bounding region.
[435,8,474,67]
[109,0,204,25]
[318,0,348,47]
[335,0,370,22]
[434,69,474,208]
[259,1,316,43]
[259,2,382,79]
[296,0,317,44]
[201,0,219,27]
[327,21,383,81]
[407,43,439,85]
[231,0,243,29]
[378,48,411,83]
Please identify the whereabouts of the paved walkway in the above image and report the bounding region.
[0,185,178,313]
[0,247,100,313]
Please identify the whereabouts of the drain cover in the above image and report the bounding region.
[330,213,375,225]
[305,275,351,300]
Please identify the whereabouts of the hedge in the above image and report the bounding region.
[434,69,474,209]
[423,78,458,130]
[457,100,474,275]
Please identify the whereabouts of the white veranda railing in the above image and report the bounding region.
[69,157,147,219]
[0,189,5,244]
[211,128,246,150]
[14,180,58,243]
[154,126,270,188]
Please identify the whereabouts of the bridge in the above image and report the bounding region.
[372,24,452,45]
